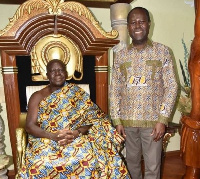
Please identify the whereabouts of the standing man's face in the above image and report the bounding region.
[127,9,150,45]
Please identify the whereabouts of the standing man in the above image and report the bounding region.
[110,7,178,179]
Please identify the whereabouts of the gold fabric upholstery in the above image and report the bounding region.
[18,113,27,129]
[16,113,27,176]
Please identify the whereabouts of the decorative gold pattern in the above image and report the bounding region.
[31,34,83,81]
[0,0,118,39]
[16,127,27,173]
[162,133,173,153]
[0,0,50,36]
[59,1,118,38]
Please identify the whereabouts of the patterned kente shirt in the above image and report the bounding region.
[110,40,178,128]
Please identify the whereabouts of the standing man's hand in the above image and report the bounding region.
[116,125,126,139]
[151,122,166,142]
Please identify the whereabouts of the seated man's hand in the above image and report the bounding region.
[57,129,79,145]
[57,129,73,145]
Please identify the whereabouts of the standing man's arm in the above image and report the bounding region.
[152,47,178,141]
[110,51,126,138]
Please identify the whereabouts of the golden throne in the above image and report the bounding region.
[15,30,90,177]
[0,0,120,176]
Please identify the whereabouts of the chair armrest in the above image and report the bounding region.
[16,127,27,173]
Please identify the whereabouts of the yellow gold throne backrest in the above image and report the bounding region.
[31,34,83,81]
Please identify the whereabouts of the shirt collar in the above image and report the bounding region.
[128,39,153,51]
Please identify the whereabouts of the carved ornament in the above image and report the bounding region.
[0,0,118,39]
[31,34,83,81]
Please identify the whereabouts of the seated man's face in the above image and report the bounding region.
[47,60,67,87]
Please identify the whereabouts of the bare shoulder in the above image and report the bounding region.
[28,86,51,106]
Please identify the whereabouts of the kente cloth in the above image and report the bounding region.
[18,83,130,179]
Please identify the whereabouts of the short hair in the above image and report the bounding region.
[46,59,66,72]
[127,7,151,23]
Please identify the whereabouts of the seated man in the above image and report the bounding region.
[17,59,130,178]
